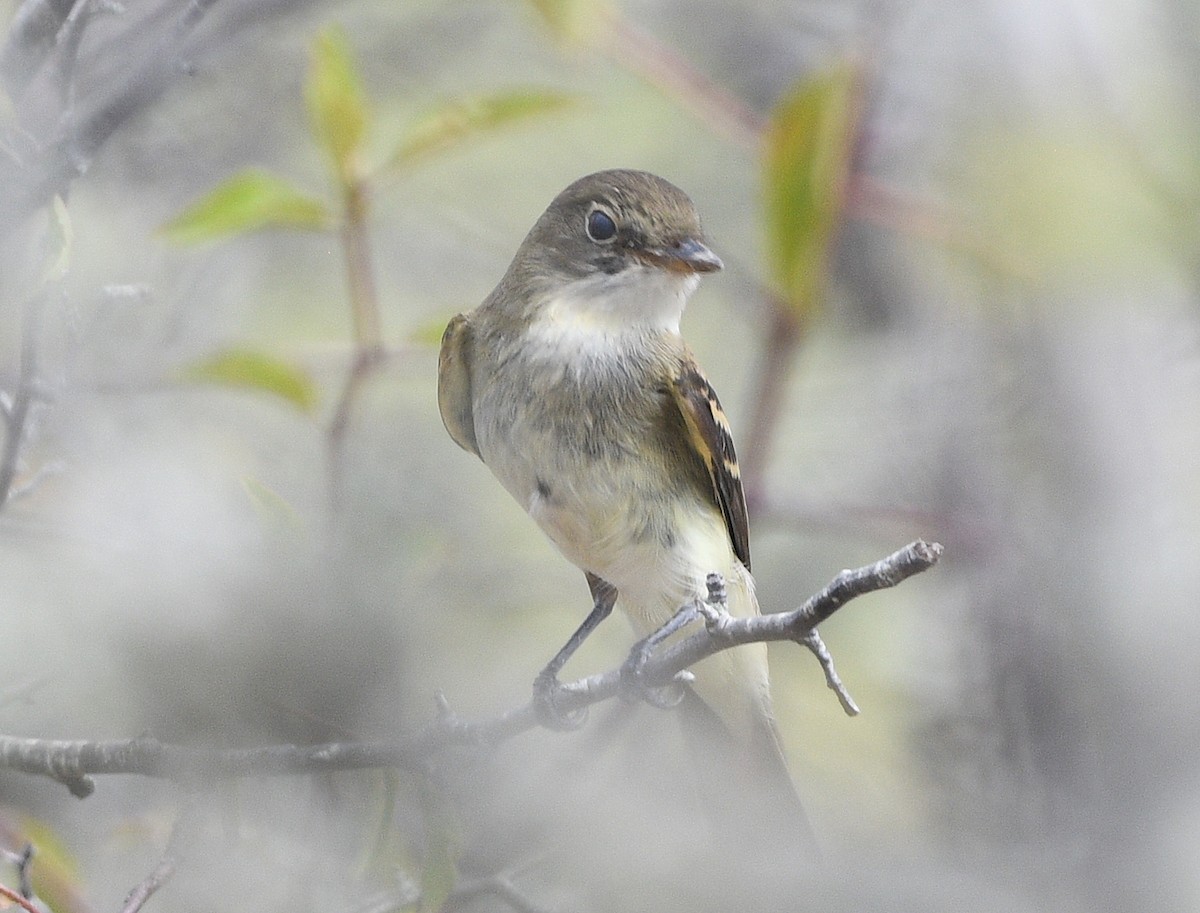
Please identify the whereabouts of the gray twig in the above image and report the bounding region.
[118,800,192,913]
[0,294,47,511]
[0,541,941,795]
[445,875,553,913]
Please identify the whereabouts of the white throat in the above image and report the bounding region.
[527,267,697,359]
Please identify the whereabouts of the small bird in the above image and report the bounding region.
[438,169,809,848]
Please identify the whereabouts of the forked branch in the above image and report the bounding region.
[0,540,941,796]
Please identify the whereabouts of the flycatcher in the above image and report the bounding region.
[438,169,807,841]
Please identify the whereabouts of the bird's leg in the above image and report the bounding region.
[532,572,617,729]
[620,600,699,709]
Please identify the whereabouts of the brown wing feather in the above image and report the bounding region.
[671,359,751,570]
[437,313,480,456]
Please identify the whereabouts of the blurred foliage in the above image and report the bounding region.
[0,815,86,913]
[240,475,305,532]
[180,348,317,413]
[0,1,1197,912]
[40,195,71,284]
[159,169,330,243]
[970,128,1188,283]
[762,59,860,321]
[306,25,370,186]
[387,90,576,174]
[524,0,611,46]
[415,782,460,913]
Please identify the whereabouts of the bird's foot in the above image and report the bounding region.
[619,640,693,709]
[532,669,588,730]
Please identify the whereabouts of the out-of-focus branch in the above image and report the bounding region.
[739,299,804,506]
[118,856,175,913]
[1,844,34,904]
[326,176,386,511]
[600,12,763,148]
[0,540,940,796]
[0,882,40,913]
[0,0,225,237]
[0,295,46,511]
[117,800,192,913]
[0,0,74,96]
[445,875,553,913]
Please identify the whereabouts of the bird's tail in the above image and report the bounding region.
[677,566,818,864]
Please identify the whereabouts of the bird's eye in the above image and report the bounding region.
[585,208,617,243]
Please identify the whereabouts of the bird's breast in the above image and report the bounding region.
[472,344,724,612]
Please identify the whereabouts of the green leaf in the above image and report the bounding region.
[524,0,608,44]
[408,315,455,348]
[762,60,861,320]
[306,24,369,183]
[182,348,317,413]
[389,90,576,172]
[161,169,330,244]
[18,815,86,913]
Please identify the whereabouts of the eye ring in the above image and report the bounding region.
[585,207,618,243]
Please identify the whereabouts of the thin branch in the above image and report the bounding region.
[51,0,125,116]
[9,844,34,901]
[0,0,226,236]
[6,460,66,505]
[118,803,191,913]
[445,875,553,913]
[0,294,46,511]
[0,541,941,795]
[803,630,859,716]
[601,12,763,148]
[0,883,40,913]
[118,856,175,913]
[326,177,385,512]
[0,0,75,98]
[738,300,804,503]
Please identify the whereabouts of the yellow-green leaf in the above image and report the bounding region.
[416,782,459,913]
[16,815,86,913]
[306,25,369,183]
[762,60,861,320]
[388,90,577,172]
[241,476,304,532]
[524,0,608,45]
[182,349,317,413]
[408,315,455,348]
[160,169,329,243]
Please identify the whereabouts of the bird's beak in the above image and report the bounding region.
[640,238,724,274]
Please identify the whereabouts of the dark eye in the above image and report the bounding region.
[585,208,617,243]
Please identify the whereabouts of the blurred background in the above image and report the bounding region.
[0,0,1197,910]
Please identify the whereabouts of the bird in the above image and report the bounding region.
[438,169,811,853]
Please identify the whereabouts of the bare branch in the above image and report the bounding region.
[446,875,553,913]
[0,0,75,97]
[118,856,175,913]
[0,882,40,913]
[0,0,227,235]
[0,541,941,795]
[0,294,47,511]
[118,801,192,913]
[4,844,34,901]
[803,630,859,716]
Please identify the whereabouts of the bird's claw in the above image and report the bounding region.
[532,669,588,730]
[619,644,692,709]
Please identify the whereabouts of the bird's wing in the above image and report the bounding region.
[671,357,751,570]
[437,313,480,456]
